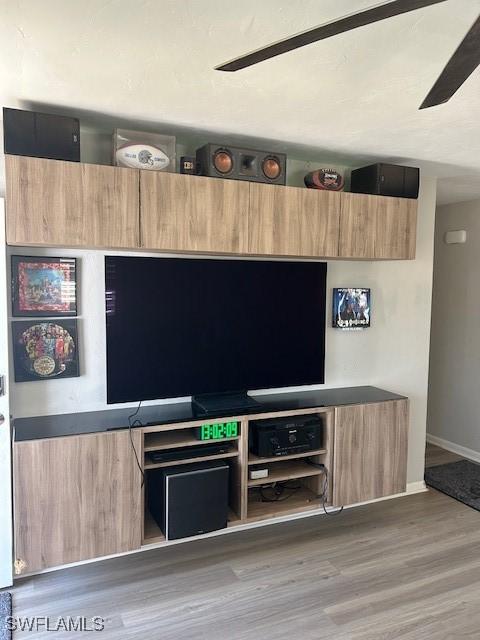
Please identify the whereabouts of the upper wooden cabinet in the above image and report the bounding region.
[4,156,417,259]
[332,399,408,506]
[339,192,417,259]
[5,155,140,248]
[140,171,249,253]
[248,183,340,257]
[14,430,142,573]
[375,195,417,259]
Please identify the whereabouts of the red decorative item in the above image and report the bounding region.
[304,168,344,191]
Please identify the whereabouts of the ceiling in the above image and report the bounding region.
[1,0,480,205]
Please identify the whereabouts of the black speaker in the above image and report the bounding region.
[196,143,286,185]
[147,460,229,540]
[350,163,419,199]
[3,107,80,162]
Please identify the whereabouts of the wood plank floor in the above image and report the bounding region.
[4,443,479,640]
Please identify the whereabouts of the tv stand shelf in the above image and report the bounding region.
[247,460,324,487]
[248,449,327,465]
[11,387,409,575]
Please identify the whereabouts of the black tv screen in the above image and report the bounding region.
[105,256,326,404]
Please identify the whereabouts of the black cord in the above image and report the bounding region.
[317,466,344,516]
[257,480,302,502]
[128,400,145,487]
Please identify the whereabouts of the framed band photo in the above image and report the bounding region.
[12,319,80,382]
[11,256,77,317]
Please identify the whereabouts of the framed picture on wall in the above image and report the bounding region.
[11,256,77,317]
[332,288,371,330]
[12,319,80,382]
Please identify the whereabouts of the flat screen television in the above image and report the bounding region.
[105,256,327,406]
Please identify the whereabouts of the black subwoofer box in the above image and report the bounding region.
[147,460,229,540]
[3,107,80,162]
[350,163,419,199]
[196,143,286,185]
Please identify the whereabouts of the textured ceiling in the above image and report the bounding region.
[1,0,480,204]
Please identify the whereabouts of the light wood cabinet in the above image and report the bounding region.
[375,196,417,259]
[5,155,140,248]
[140,172,249,253]
[13,430,142,573]
[332,400,408,506]
[339,192,417,259]
[4,156,417,259]
[248,183,340,257]
[338,193,376,258]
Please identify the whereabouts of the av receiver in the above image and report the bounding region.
[249,415,323,458]
[196,143,286,185]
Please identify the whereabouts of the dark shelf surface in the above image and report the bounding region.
[13,386,406,442]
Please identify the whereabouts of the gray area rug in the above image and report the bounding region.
[425,460,480,511]
[0,592,12,640]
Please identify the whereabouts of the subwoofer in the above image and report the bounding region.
[196,144,286,185]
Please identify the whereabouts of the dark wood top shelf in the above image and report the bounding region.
[13,386,406,441]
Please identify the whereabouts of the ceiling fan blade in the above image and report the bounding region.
[419,15,480,109]
[216,0,447,72]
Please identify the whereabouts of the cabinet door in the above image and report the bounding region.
[248,183,340,257]
[338,193,376,258]
[375,196,417,259]
[333,400,408,506]
[140,172,249,253]
[13,430,142,574]
[5,155,140,248]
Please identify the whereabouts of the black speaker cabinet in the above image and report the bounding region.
[196,143,286,185]
[147,460,229,540]
[3,107,80,162]
[350,163,419,199]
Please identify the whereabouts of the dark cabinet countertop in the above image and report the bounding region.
[13,386,407,442]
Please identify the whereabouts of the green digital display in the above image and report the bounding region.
[196,421,239,441]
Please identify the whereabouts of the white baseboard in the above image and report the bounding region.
[426,433,480,464]
[406,480,427,494]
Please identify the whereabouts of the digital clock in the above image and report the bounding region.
[195,421,239,441]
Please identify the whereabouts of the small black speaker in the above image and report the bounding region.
[3,107,80,162]
[147,460,229,540]
[350,163,419,199]
[196,143,286,185]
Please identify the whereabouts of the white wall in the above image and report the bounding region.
[427,198,480,456]
[9,177,437,485]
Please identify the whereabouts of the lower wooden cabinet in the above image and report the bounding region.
[13,430,142,574]
[332,400,408,506]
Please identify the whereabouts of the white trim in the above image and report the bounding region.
[0,198,13,589]
[426,433,480,464]
[18,480,428,578]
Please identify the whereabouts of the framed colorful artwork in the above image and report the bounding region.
[11,256,77,317]
[12,319,80,382]
[332,288,371,330]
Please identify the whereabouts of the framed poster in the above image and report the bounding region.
[12,319,80,382]
[11,256,77,317]
[332,288,371,330]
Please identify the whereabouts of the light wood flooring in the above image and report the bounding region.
[4,443,479,640]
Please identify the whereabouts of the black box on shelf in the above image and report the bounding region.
[3,107,80,162]
[350,163,419,199]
